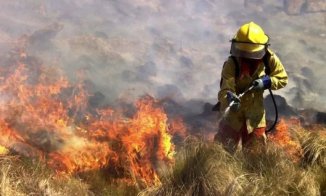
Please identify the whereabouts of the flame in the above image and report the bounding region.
[169,117,187,138]
[0,53,185,186]
[268,119,302,161]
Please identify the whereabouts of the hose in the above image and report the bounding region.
[213,85,279,133]
[266,89,278,133]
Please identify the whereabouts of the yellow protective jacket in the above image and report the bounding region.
[218,49,288,133]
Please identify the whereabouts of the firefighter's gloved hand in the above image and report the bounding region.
[226,91,240,112]
[252,75,271,90]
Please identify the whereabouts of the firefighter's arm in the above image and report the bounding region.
[268,53,288,90]
[218,59,236,110]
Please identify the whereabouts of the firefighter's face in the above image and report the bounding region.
[239,57,262,67]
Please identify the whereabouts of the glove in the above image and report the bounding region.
[252,75,271,90]
[226,91,240,112]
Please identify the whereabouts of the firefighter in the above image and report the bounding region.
[215,22,288,153]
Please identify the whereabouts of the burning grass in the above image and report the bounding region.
[1,122,325,195]
[0,57,179,188]
[0,154,143,196]
[141,124,326,196]
[0,52,325,195]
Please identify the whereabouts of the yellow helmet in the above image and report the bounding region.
[231,22,269,59]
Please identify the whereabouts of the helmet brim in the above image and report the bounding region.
[231,43,266,59]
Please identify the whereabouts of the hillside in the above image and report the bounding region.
[0,0,325,195]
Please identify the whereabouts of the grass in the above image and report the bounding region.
[294,126,326,194]
[140,125,326,196]
[0,155,139,196]
[0,155,90,196]
[0,124,325,195]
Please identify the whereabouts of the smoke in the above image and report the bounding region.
[0,0,325,111]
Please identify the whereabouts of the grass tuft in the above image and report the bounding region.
[141,127,325,196]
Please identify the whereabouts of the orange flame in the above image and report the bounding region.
[169,117,187,138]
[268,119,302,161]
[0,54,185,186]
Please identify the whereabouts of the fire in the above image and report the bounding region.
[0,53,184,186]
[169,117,187,138]
[268,119,302,161]
[85,96,175,186]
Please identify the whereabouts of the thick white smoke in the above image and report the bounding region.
[0,0,325,111]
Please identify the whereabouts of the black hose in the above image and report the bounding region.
[266,89,278,133]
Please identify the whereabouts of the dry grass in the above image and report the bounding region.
[0,155,139,196]
[0,155,91,196]
[293,126,326,194]
[142,137,243,196]
[140,126,326,196]
[296,129,326,168]
[0,125,325,195]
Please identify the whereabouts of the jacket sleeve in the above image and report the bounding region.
[268,51,288,90]
[218,58,236,110]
